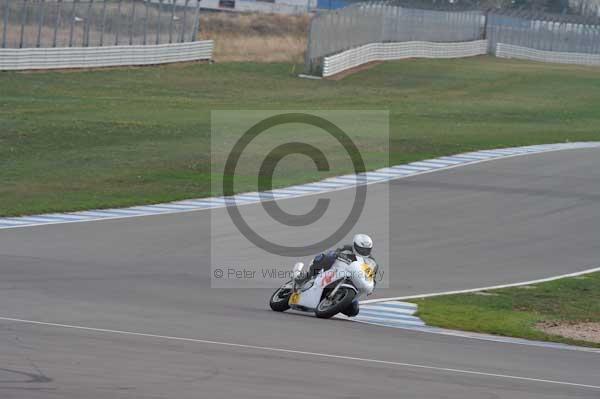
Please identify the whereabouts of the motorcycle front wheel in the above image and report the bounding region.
[269,282,293,312]
[315,286,356,319]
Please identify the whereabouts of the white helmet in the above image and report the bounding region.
[353,234,373,257]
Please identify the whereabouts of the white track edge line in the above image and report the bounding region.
[361,265,600,304]
[0,316,598,390]
[1,142,599,230]
[346,317,600,354]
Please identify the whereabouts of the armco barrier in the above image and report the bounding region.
[0,41,213,71]
[496,43,600,67]
[322,40,488,77]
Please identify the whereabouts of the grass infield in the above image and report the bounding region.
[1,56,600,216]
[412,272,600,348]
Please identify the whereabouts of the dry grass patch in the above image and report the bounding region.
[537,321,600,344]
[209,33,306,63]
[200,12,309,63]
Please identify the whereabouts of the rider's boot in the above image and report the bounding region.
[342,300,360,317]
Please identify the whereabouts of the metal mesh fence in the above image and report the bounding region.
[487,11,600,55]
[306,3,485,71]
[1,0,201,49]
[306,3,600,73]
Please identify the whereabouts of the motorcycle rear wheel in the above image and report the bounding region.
[315,287,356,319]
[269,283,292,312]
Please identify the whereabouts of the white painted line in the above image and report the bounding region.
[43,214,91,220]
[375,301,418,309]
[374,167,414,175]
[87,209,147,215]
[361,175,390,181]
[439,156,481,163]
[196,198,230,204]
[365,172,400,178]
[232,196,261,202]
[419,159,461,165]
[308,181,349,187]
[353,315,426,326]
[18,216,74,222]
[173,200,219,207]
[280,186,327,192]
[143,204,199,210]
[263,190,297,196]
[303,182,347,189]
[396,165,432,171]
[362,265,600,304]
[127,206,173,212]
[68,211,117,218]
[333,175,368,181]
[362,305,416,315]
[0,315,597,390]
[436,157,469,164]
[469,151,505,156]
[457,154,495,160]
[358,310,423,322]
[322,178,355,184]
[410,161,450,168]
[0,219,34,225]
[6,216,66,223]
[385,170,418,176]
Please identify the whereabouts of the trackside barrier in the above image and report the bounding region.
[0,40,213,71]
[496,43,600,67]
[322,40,488,77]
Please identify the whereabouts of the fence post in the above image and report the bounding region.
[19,0,28,48]
[143,0,149,45]
[36,0,46,48]
[1,0,9,49]
[536,17,545,51]
[180,0,189,43]
[156,0,163,44]
[129,0,136,45]
[169,0,176,44]
[68,0,77,47]
[99,0,107,46]
[191,0,200,42]
[482,10,489,53]
[115,0,123,45]
[52,0,61,47]
[304,15,315,74]
[84,0,93,47]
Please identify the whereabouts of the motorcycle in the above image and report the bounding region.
[269,254,377,319]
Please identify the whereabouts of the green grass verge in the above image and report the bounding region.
[412,272,600,348]
[1,56,600,216]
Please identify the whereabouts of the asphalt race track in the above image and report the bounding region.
[1,148,599,398]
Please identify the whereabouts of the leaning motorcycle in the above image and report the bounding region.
[269,255,376,319]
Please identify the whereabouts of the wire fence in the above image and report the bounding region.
[306,2,600,73]
[487,11,600,55]
[306,3,485,71]
[1,0,201,49]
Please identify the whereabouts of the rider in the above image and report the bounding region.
[298,234,377,317]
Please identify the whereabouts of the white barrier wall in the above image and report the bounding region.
[322,40,488,77]
[496,43,600,67]
[0,41,213,71]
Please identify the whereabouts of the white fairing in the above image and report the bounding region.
[347,255,376,296]
[291,256,376,310]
